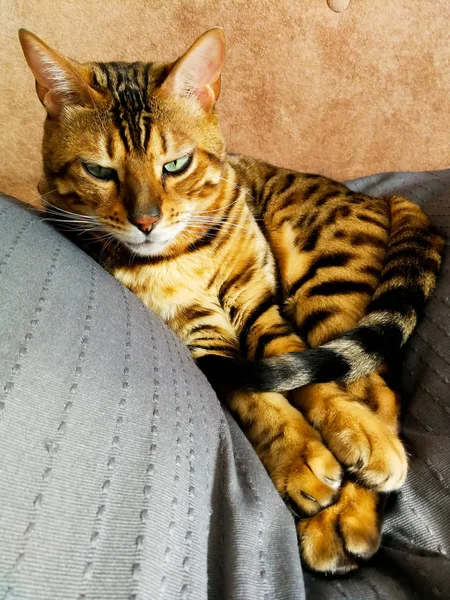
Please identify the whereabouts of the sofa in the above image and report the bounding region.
[1,2,449,599]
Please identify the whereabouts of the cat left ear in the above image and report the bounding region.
[19,29,101,117]
[162,28,225,112]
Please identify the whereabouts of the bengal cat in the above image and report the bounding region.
[19,27,444,574]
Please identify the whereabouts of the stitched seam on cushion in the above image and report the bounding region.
[414,329,450,369]
[177,346,200,600]
[4,262,95,592]
[398,497,443,556]
[399,553,444,597]
[398,171,443,203]
[397,173,426,203]
[0,217,35,276]
[404,366,450,416]
[0,241,63,418]
[347,180,362,192]
[129,307,163,600]
[387,527,429,555]
[433,293,450,310]
[332,581,352,599]
[428,171,450,185]
[232,450,269,597]
[409,408,435,434]
[217,418,227,591]
[409,345,450,385]
[159,332,183,597]
[401,424,450,555]
[78,285,132,598]
[422,457,450,498]
[423,312,450,339]
[181,405,195,600]
[176,345,197,600]
[357,574,381,600]
[408,172,442,198]
[200,395,212,590]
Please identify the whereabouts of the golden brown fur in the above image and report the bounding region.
[19,27,444,574]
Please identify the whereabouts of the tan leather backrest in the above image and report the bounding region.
[1,0,449,204]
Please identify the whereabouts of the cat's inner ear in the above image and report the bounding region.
[19,29,100,117]
[162,27,225,112]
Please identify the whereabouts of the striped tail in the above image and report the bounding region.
[198,196,445,392]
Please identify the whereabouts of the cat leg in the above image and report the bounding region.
[229,389,342,516]
[182,302,343,517]
[265,212,406,572]
[293,376,407,493]
[289,374,406,574]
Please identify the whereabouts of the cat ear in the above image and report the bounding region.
[162,28,225,112]
[19,29,100,117]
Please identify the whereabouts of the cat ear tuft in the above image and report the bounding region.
[162,28,226,112]
[19,29,99,117]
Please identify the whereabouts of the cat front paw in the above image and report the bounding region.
[230,390,343,517]
[319,403,408,492]
[297,481,381,574]
[292,380,408,493]
[260,418,343,516]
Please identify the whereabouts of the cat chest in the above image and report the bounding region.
[113,260,215,322]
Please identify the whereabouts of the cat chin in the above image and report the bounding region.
[125,239,170,257]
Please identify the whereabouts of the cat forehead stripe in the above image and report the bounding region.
[94,61,154,153]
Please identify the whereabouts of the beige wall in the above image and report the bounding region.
[1,0,450,204]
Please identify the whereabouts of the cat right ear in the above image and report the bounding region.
[19,29,100,117]
[161,28,226,112]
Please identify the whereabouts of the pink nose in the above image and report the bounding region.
[134,214,160,234]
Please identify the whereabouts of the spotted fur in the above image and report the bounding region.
[20,27,445,574]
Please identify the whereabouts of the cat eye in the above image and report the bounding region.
[83,162,116,181]
[163,155,192,175]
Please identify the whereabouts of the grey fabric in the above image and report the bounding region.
[0,197,303,600]
[0,169,449,600]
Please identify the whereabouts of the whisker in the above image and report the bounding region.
[186,222,251,233]
[188,217,255,227]
[40,199,97,216]
[26,187,59,200]
[184,230,217,239]
[187,218,253,233]
[218,176,258,204]
[187,213,255,223]
[24,186,48,202]
[39,217,99,226]
[178,192,243,216]
[36,194,95,216]
[88,234,118,242]
[98,234,123,261]
[42,207,98,222]
[185,207,263,221]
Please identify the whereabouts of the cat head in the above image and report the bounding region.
[19,28,228,257]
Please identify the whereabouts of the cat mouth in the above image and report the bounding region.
[125,238,171,256]
[128,239,170,247]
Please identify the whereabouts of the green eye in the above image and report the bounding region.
[163,155,192,175]
[83,163,116,180]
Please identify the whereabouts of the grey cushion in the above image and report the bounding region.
[0,194,302,600]
[0,169,449,599]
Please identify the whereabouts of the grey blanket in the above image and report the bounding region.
[0,170,449,599]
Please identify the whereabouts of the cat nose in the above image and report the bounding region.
[133,214,160,234]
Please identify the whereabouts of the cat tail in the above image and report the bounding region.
[198,196,445,392]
